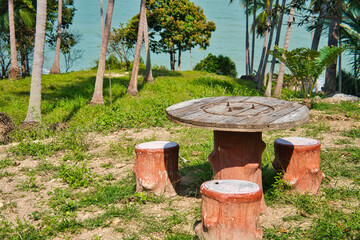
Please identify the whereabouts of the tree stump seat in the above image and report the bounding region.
[272,137,324,194]
[195,180,262,240]
[133,141,181,196]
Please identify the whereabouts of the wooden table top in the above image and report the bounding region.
[166,96,310,132]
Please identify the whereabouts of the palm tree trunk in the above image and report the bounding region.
[250,0,256,75]
[255,0,273,89]
[50,0,62,74]
[90,0,115,104]
[23,0,47,123]
[338,29,342,93]
[143,12,153,82]
[8,0,20,80]
[258,0,280,90]
[265,0,286,97]
[311,2,328,51]
[245,0,250,75]
[273,0,295,98]
[324,1,341,94]
[100,0,104,37]
[127,0,145,96]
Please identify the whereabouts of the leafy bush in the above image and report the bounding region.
[194,53,237,77]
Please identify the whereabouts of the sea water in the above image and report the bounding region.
[43,0,335,87]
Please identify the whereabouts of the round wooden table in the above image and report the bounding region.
[166,96,310,211]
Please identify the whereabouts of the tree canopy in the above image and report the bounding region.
[123,0,216,70]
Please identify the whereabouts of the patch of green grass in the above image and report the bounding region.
[0,157,14,169]
[0,171,15,179]
[58,162,94,188]
[334,138,352,145]
[79,177,136,207]
[343,128,360,139]
[48,188,78,213]
[10,140,59,157]
[305,122,330,137]
[17,176,40,192]
[312,101,360,120]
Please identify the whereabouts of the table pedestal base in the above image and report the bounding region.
[208,131,266,212]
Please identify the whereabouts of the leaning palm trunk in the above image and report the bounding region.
[245,0,250,75]
[127,0,146,95]
[50,0,62,74]
[273,0,295,98]
[254,0,273,88]
[23,0,47,123]
[265,0,286,97]
[258,0,280,90]
[324,19,340,93]
[8,0,20,80]
[250,0,257,74]
[143,13,153,82]
[311,2,328,51]
[90,0,115,104]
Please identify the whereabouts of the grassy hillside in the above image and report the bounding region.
[1,69,260,140]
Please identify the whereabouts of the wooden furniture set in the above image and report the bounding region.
[132,96,323,240]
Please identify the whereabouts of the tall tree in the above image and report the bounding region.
[23,0,47,123]
[49,0,62,74]
[254,0,273,87]
[100,0,104,36]
[127,0,146,96]
[265,0,286,96]
[257,0,280,90]
[143,13,153,82]
[250,0,257,74]
[324,0,342,94]
[311,1,328,51]
[90,0,115,104]
[8,0,20,80]
[273,0,296,98]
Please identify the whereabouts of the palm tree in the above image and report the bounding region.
[273,0,295,98]
[90,0,115,105]
[270,45,348,99]
[254,0,273,87]
[143,14,153,82]
[23,0,47,123]
[250,0,257,74]
[50,0,62,74]
[265,0,286,96]
[310,1,328,51]
[127,0,146,96]
[8,0,20,80]
[257,0,280,90]
[324,0,342,94]
[100,0,104,36]
[341,4,360,95]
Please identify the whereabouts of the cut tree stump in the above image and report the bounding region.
[272,137,324,194]
[133,141,181,196]
[195,180,262,240]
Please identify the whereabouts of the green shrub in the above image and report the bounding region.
[194,53,237,77]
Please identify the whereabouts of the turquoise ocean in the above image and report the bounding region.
[43,0,332,84]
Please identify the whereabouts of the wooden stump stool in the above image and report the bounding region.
[133,141,181,196]
[272,137,324,194]
[195,180,262,240]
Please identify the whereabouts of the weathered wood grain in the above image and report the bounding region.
[166,96,309,132]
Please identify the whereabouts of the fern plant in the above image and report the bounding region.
[270,45,348,98]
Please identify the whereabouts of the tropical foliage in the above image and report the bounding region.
[270,45,348,98]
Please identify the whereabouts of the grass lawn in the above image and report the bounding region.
[0,69,359,239]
